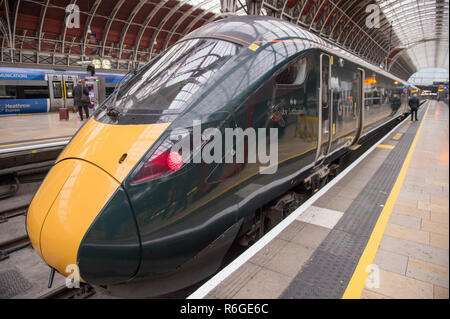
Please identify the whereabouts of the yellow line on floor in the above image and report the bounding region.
[0,136,70,148]
[376,144,395,149]
[342,103,430,299]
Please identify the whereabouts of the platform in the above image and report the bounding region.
[0,112,83,152]
[192,100,449,299]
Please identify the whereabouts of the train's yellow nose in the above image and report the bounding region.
[26,159,119,276]
[27,117,171,278]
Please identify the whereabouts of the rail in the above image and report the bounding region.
[0,235,30,261]
[38,283,96,299]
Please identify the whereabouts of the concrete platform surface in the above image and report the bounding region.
[0,112,84,149]
[199,101,448,299]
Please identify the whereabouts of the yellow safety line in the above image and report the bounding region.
[376,144,395,149]
[342,103,430,299]
[0,136,70,148]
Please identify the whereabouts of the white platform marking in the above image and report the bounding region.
[296,206,343,229]
[0,140,69,154]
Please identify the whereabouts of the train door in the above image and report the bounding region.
[315,53,333,164]
[47,74,64,110]
[82,76,106,108]
[351,68,365,146]
[84,77,97,101]
[63,74,78,108]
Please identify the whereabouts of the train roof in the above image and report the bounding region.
[184,15,325,46]
[0,67,125,83]
[183,16,413,88]
[0,67,125,77]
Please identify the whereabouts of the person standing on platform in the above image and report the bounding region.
[408,93,420,121]
[73,80,90,121]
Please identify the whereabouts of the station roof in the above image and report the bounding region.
[0,0,234,70]
[0,0,448,80]
[377,0,449,75]
[255,0,449,80]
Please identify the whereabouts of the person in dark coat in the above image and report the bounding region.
[408,94,420,121]
[73,80,90,121]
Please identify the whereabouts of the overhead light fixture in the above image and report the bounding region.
[102,59,111,70]
[91,59,101,69]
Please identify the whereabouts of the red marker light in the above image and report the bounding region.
[167,151,183,171]
[132,150,184,184]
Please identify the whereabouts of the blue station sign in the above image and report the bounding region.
[0,70,46,81]
[0,99,48,114]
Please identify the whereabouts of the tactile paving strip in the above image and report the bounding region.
[0,269,32,299]
[281,107,426,299]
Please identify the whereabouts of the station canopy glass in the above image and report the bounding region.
[377,0,449,73]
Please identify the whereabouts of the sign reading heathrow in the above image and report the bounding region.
[0,99,48,114]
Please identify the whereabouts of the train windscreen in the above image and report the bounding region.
[96,38,240,124]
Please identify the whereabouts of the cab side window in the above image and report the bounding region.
[272,55,310,118]
[275,57,308,86]
[276,64,297,85]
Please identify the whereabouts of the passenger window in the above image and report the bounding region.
[52,81,63,99]
[0,85,16,99]
[65,83,74,98]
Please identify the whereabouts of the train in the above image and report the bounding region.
[26,16,420,297]
[0,67,126,114]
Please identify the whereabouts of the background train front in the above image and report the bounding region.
[0,67,125,114]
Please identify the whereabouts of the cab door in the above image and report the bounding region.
[350,68,365,146]
[315,53,333,164]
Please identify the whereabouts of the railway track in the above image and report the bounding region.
[38,283,96,299]
[0,149,53,255]
[0,161,53,201]
[0,235,30,261]
[0,204,29,223]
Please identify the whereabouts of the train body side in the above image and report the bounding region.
[104,45,409,295]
